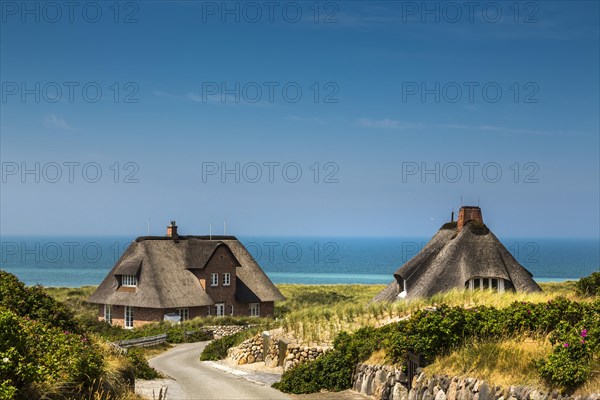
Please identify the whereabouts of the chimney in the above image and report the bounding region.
[166,220,178,239]
[457,206,483,232]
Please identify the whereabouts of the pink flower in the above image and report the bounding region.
[581,339,586,344]
[64,331,69,335]
[563,343,569,347]
[581,329,588,337]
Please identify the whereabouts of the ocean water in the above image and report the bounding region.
[0,236,598,287]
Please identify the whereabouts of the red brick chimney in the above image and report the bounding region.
[457,206,483,232]
[166,221,178,239]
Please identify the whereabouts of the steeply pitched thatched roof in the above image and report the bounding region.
[88,236,284,308]
[373,220,542,302]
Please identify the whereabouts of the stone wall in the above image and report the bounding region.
[408,374,600,400]
[203,325,252,338]
[228,333,265,364]
[227,333,330,370]
[351,368,600,400]
[352,363,408,400]
[283,343,329,371]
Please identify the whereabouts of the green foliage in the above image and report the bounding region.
[0,271,80,333]
[124,348,159,380]
[165,325,212,344]
[199,329,259,361]
[275,297,600,394]
[537,302,600,390]
[274,327,384,394]
[0,272,105,398]
[576,271,600,297]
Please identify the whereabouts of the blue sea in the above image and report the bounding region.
[0,236,598,287]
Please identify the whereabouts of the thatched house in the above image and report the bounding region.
[374,206,542,301]
[88,222,285,328]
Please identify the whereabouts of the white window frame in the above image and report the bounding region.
[207,306,211,316]
[104,304,113,325]
[211,273,218,286]
[467,277,505,292]
[215,303,225,317]
[249,303,260,317]
[229,305,234,315]
[177,308,189,322]
[122,275,137,287]
[124,306,134,329]
[223,272,231,286]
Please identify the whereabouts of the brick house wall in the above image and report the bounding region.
[98,301,273,328]
[98,304,212,328]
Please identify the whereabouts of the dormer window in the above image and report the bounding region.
[122,275,137,287]
[465,277,506,292]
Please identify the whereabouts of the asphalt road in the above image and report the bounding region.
[146,341,291,400]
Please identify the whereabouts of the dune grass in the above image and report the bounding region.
[44,282,583,346]
[274,281,585,345]
[425,336,552,388]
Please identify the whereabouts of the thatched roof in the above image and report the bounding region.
[88,236,285,308]
[373,220,542,302]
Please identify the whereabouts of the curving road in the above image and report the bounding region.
[144,341,290,400]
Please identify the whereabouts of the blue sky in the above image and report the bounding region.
[0,0,599,238]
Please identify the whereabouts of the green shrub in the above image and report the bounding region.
[0,271,80,333]
[125,348,160,380]
[275,297,600,394]
[537,321,593,389]
[274,327,382,394]
[200,329,257,361]
[576,271,600,297]
[0,272,105,398]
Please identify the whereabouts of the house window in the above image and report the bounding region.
[223,273,231,286]
[104,304,113,325]
[215,303,225,317]
[124,306,134,329]
[249,303,260,317]
[122,275,137,287]
[211,273,218,286]
[229,305,234,315]
[466,278,506,292]
[177,308,189,322]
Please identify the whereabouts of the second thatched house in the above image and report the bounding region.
[374,206,542,302]
[88,222,285,328]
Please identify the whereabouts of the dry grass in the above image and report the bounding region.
[425,336,552,389]
[276,282,583,345]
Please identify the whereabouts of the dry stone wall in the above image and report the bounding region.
[352,363,408,400]
[351,369,600,400]
[203,325,250,338]
[227,333,330,370]
[283,343,329,371]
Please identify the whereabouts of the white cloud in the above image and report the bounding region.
[43,114,74,131]
[357,118,553,136]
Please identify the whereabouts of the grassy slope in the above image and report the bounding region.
[45,281,597,393]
